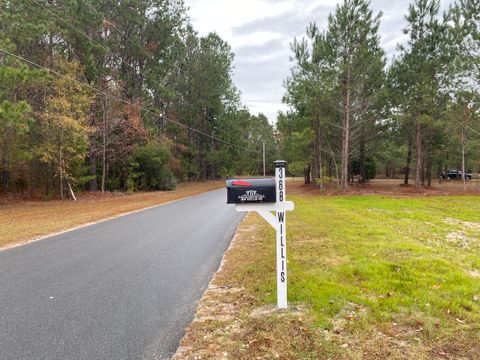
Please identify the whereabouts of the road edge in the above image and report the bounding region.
[171,214,247,359]
[0,187,223,252]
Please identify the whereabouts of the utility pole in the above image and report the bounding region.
[263,140,266,177]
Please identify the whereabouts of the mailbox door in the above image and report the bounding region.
[226,179,276,204]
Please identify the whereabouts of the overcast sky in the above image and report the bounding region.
[184,0,453,123]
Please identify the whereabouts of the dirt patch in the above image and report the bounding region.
[443,218,480,249]
[444,217,480,230]
[468,269,480,278]
[446,231,470,248]
[250,304,310,319]
[331,302,368,335]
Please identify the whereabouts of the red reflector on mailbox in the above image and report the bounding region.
[232,180,252,186]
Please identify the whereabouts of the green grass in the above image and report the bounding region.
[269,195,480,357]
[176,193,480,359]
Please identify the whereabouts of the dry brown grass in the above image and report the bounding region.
[0,182,223,249]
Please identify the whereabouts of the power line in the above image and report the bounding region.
[0,47,259,153]
[26,0,260,153]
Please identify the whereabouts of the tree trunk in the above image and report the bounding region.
[1,156,9,193]
[89,98,98,191]
[318,144,323,190]
[425,134,432,187]
[304,164,311,184]
[404,137,412,185]
[59,153,64,200]
[89,137,98,191]
[311,162,316,184]
[350,161,354,184]
[421,156,425,186]
[66,178,77,201]
[314,119,324,189]
[462,118,466,193]
[341,67,351,190]
[332,152,339,185]
[101,144,106,192]
[359,132,366,182]
[29,158,35,198]
[101,95,107,193]
[415,121,423,189]
[303,165,310,184]
[44,164,51,200]
[426,155,432,186]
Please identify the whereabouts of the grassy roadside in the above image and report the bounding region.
[0,181,223,249]
[174,184,480,359]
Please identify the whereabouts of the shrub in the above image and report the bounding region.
[130,142,176,191]
[351,157,377,181]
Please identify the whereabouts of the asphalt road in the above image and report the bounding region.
[0,189,243,360]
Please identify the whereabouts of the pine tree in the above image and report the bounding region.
[284,0,384,188]
[0,39,48,192]
[391,0,447,188]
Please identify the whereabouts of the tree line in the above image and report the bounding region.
[280,0,479,190]
[0,0,276,199]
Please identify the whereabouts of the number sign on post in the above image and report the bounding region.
[275,161,288,308]
[226,160,294,309]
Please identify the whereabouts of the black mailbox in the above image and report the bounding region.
[226,178,276,204]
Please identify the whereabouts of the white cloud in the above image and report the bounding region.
[231,31,283,48]
[186,0,294,43]
[247,101,290,123]
[185,0,455,123]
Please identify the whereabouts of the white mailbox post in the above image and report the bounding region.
[230,160,294,309]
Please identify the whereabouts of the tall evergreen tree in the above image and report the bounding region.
[284,0,385,188]
[391,0,448,188]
